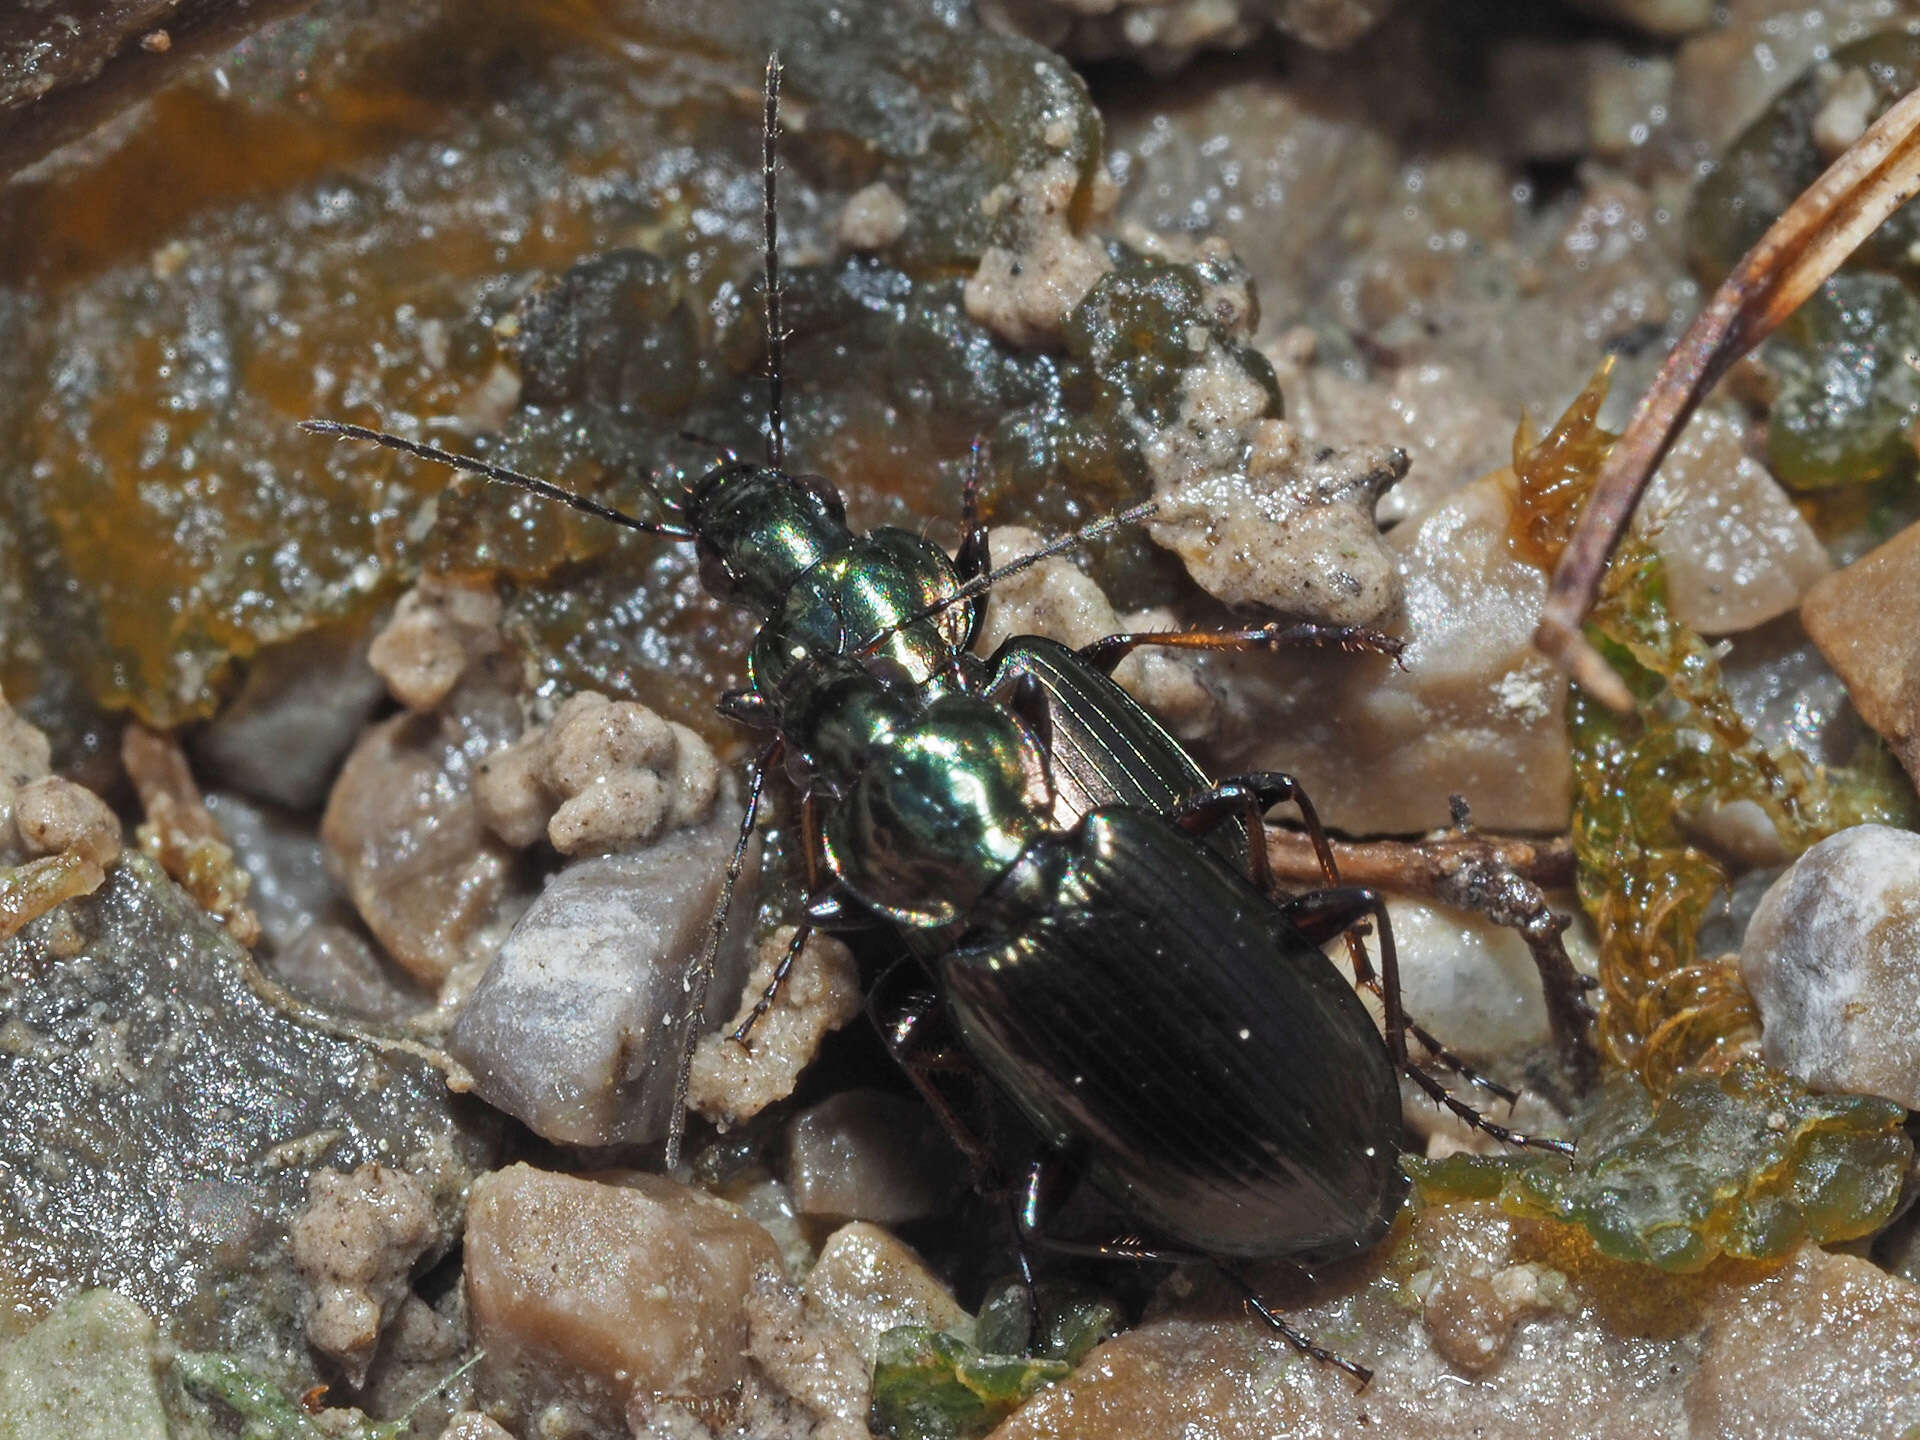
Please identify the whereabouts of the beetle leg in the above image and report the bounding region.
[870,962,1002,1189]
[1221,1264,1373,1388]
[1075,621,1404,676]
[1402,1061,1574,1156]
[667,735,780,1172]
[731,791,831,1047]
[1016,1162,1373,1387]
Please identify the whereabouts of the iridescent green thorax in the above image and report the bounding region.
[689,463,850,611]
[749,529,971,695]
[824,693,1051,929]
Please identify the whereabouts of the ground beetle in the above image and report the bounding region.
[308,53,1563,1384]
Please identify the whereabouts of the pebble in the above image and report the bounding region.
[1210,464,1571,833]
[1737,824,1920,1109]
[1638,407,1830,635]
[449,795,760,1146]
[473,691,719,856]
[464,1165,782,1425]
[964,158,1114,349]
[688,926,862,1133]
[321,661,521,988]
[368,576,504,714]
[1800,516,1920,786]
[203,789,343,954]
[989,1201,1920,1439]
[290,1163,436,1388]
[191,621,387,810]
[975,525,1213,742]
[0,1290,168,1440]
[269,921,423,1023]
[12,775,121,868]
[1382,897,1556,1061]
[1150,419,1404,632]
[782,1090,959,1226]
[806,1222,972,1366]
[0,855,495,1372]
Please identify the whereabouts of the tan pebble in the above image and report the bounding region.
[548,769,670,855]
[439,1413,514,1440]
[963,159,1113,348]
[805,1222,970,1366]
[369,578,502,713]
[290,1163,435,1388]
[465,1165,780,1414]
[472,733,552,849]
[14,777,122,868]
[688,928,861,1128]
[836,181,909,251]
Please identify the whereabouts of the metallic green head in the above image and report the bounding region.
[687,462,850,612]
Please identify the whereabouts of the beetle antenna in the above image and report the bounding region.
[302,420,695,539]
[762,53,786,471]
[854,497,1158,659]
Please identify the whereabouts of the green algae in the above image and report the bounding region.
[1404,1064,1912,1274]
[870,1280,1121,1440]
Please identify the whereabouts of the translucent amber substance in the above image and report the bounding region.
[1406,1064,1911,1274]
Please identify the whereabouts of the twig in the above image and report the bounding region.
[1266,827,1598,1087]
[1533,82,1920,709]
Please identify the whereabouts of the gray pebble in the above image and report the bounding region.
[1738,824,1920,1108]
[449,796,759,1147]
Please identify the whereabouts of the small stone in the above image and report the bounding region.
[13,775,121,868]
[474,692,719,856]
[783,1090,958,1226]
[974,524,1213,741]
[1149,424,1404,629]
[1738,824,1920,1109]
[1637,407,1829,636]
[1801,518,1920,786]
[0,856,494,1372]
[368,577,504,714]
[1687,1245,1920,1437]
[1209,465,1572,833]
[192,623,387,811]
[203,790,344,954]
[0,689,52,793]
[688,926,862,1133]
[0,1290,168,1440]
[439,1414,514,1440]
[271,922,422,1023]
[449,796,760,1146]
[321,665,520,988]
[837,181,910,251]
[472,733,549,849]
[806,1222,972,1367]
[291,1163,436,1388]
[1385,897,1555,1061]
[465,1165,782,1422]
[743,1267,872,1439]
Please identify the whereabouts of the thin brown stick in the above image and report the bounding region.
[1267,827,1597,1087]
[1534,83,1920,709]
